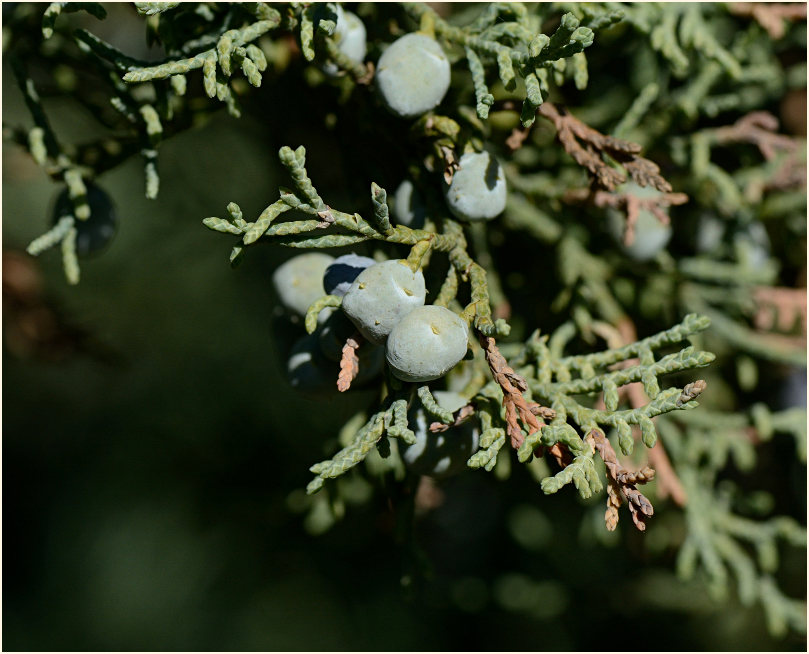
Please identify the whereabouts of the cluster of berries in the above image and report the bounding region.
[275,254,469,388]
[330,12,509,222]
[274,252,479,478]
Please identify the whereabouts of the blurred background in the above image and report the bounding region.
[3,3,806,651]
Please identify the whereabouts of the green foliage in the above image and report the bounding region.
[3,1,805,646]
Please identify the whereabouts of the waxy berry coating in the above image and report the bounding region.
[385,305,469,382]
[444,151,507,222]
[272,252,334,318]
[376,33,450,118]
[323,253,376,297]
[392,180,426,229]
[341,259,426,344]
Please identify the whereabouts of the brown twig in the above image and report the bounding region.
[355,61,375,86]
[728,3,807,39]
[615,318,689,506]
[536,442,573,469]
[537,103,674,193]
[751,286,807,336]
[316,206,336,228]
[439,144,460,185]
[429,403,475,433]
[714,111,799,161]
[527,402,557,421]
[478,333,542,449]
[564,187,688,246]
[336,333,362,392]
[677,380,708,407]
[506,124,531,152]
[589,429,655,531]
[714,112,806,193]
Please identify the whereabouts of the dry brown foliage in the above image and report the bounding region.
[337,334,361,392]
[527,402,557,421]
[355,61,375,86]
[439,144,460,185]
[715,111,799,160]
[429,402,475,433]
[728,3,807,39]
[589,429,655,531]
[751,286,807,336]
[677,380,708,407]
[589,318,689,507]
[537,103,674,193]
[714,112,807,194]
[478,333,543,449]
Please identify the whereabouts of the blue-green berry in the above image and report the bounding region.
[386,305,469,382]
[323,6,367,76]
[323,253,376,297]
[287,333,335,393]
[376,33,450,118]
[444,151,507,222]
[272,252,334,318]
[401,391,479,478]
[341,259,426,344]
[392,180,426,229]
[695,214,726,254]
[696,215,770,267]
[607,183,672,261]
[733,222,770,267]
[52,183,117,256]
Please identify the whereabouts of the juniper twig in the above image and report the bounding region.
[589,429,655,531]
[478,333,541,449]
[537,102,674,192]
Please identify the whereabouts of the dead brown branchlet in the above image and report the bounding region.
[714,111,800,161]
[714,112,806,193]
[337,333,362,392]
[429,403,476,433]
[439,144,460,185]
[677,380,708,407]
[535,442,573,469]
[528,402,557,421]
[589,429,655,532]
[537,103,674,193]
[728,3,807,40]
[355,61,375,86]
[316,206,336,229]
[478,333,543,449]
[505,124,531,153]
[751,286,807,336]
